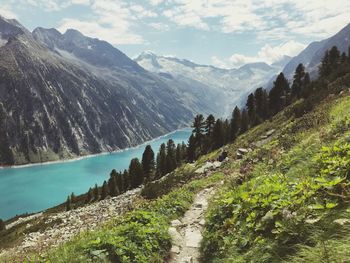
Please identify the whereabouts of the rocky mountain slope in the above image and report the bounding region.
[135,52,289,115]
[283,23,350,79]
[0,16,214,165]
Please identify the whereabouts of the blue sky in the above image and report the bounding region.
[1,0,350,68]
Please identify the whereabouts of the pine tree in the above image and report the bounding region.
[319,50,331,77]
[142,145,155,182]
[86,187,92,203]
[230,106,241,140]
[109,169,118,196]
[329,46,340,66]
[181,142,187,161]
[123,169,130,191]
[301,72,311,98]
[93,183,99,200]
[205,114,215,136]
[101,180,109,199]
[291,63,305,100]
[156,143,167,177]
[166,139,177,173]
[192,114,205,153]
[212,119,224,149]
[341,52,347,63]
[66,196,72,211]
[240,109,249,133]
[129,158,144,188]
[223,119,230,144]
[246,93,257,126]
[0,219,5,231]
[70,192,76,203]
[254,87,269,121]
[115,172,124,193]
[269,72,290,115]
[187,134,197,162]
[176,143,182,165]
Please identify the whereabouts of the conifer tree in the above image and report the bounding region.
[192,114,205,152]
[181,142,187,159]
[0,219,5,231]
[156,143,167,177]
[115,172,124,193]
[269,73,290,115]
[93,183,99,200]
[240,109,249,133]
[301,72,311,98]
[70,192,76,203]
[129,158,144,188]
[187,134,197,162]
[212,119,224,149]
[254,87,269,122]
[123,169,130,190]
[341,52,347,63]
[291,63,305,100]
[66,196,72,211]
[176,143,182,165]
[142,145,155,182]
[230,106,241,140]
[329,46,340,66]
[205,114,215,136]
[319,50,331,77]
[86,187,92,203]
[246,93,257,126]
[166,139,177,173]
[101,180,109,199]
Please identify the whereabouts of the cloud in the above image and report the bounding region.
[212,40,306,68]
[161,0,350,40]
[58,18,144,45]
[0,6,17,19]
[149,22,169,31]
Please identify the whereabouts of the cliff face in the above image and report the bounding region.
[0,17,198,165]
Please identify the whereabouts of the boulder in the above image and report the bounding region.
[266,129,276,137]
[238,148,249,154]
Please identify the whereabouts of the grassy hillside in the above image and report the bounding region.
[201,94,350,262]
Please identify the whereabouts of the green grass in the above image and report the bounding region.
[201,94,350,263]
[21,171,224,263]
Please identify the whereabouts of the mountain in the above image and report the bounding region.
[283,23,350,78]
[135,52,289,114]
[0,17,213,165]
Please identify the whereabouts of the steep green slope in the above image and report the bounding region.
[201,94,350,262]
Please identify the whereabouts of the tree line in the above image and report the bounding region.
[66,140,188,210]
[65,44,350,211]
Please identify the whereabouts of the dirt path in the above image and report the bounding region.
[167,187,215,263]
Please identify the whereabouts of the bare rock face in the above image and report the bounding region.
[0,17,209,165]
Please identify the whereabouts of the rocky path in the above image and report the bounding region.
[168,187,215,263]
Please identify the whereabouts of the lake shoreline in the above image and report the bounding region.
[0,127,191,170]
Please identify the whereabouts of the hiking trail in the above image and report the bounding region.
[167,187,215,263]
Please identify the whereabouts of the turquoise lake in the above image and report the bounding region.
[0,129,191,220]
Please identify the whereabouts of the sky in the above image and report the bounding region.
[1,0,350,68]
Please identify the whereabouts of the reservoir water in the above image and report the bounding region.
[0,129,191,220]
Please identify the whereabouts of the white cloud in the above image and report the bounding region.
[149,0,164,6]
[212,40,306,68]
[149,22,169,31]
[58,18,144,45]
[0,6,17,19]
[161,0,350,40]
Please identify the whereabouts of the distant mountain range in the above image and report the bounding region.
[0,16,220,165]
[283,23,350,79]
[135,52,290,114]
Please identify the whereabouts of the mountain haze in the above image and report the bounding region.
[135,51,289,114]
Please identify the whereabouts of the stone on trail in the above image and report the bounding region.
[185,228,202,248]
[171,245,181,254]
[266,129,276,137]
[180,256,193,263]
[169,227,183,245]
[171,219,183,227]
[238,148,249,154]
